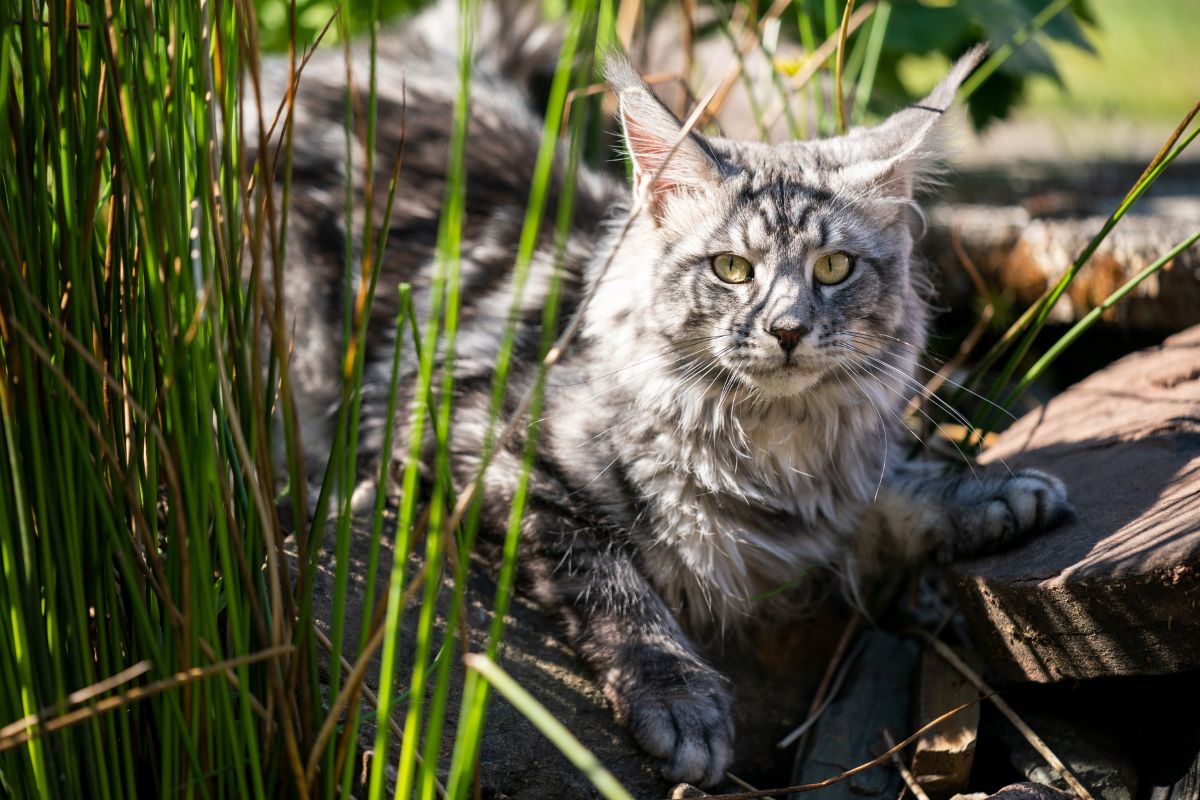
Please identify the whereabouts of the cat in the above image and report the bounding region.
[259,9,1070,787]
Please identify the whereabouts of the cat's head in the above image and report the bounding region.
[603,48,984,399]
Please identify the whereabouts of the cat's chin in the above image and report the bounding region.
[737,362,829,398]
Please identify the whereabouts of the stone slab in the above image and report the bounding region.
[946,325,1200,682]
[789,630,919,800]
[927,204,1200,333]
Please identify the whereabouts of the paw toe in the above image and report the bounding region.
[665,736,710,785]
[1010,468,1070,528]
[628,702,676,759]
[623,678,734,787]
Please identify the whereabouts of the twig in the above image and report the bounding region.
[0,646,293,753]
[907,222,994,427]
[696,693,990,799]
[696,0,804,129]
[760,2,876,131]
[914,632,1096,800]
[777,611,861,749]
[307,556,432,786]
[834,0,857,133]
[726,771,777,800]
[306,621,387,785]
[564,73,698,134]
[311,622,449,800]
[466,654,635,800]
[615,0,642,49]
[0,661,151,741]
[788,2,876,90]
[881,728,930,800]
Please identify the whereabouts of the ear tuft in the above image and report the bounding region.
[873,44,987,165]
[604,53,722,217]
[602,51,644,97]
[915,44,988,116]
[822,44,986,220]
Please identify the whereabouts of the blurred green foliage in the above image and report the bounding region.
[254,0,425,51]
[800,0,1097,129]
[257,0,1100,131]
[1025,0,1200,122]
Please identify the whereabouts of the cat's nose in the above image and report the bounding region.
[768,323,809,353]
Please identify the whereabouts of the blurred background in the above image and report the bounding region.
[249,0,1200,411]
[254,0,1200,156]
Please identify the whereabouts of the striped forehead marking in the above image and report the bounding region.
[733,181,835,248]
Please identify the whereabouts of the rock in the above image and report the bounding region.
[946,325,1200,682]
[789,630,920,800]
[926,205,1200,333]
[989,713,1137,800]
[296,520,667,800]
[983,783,1075,800]
[1150,747,1200,800]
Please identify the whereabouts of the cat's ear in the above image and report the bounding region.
[605,54,722,216]
[837,45,986,213]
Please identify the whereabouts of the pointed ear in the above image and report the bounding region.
[837,45,987,210]
[605,54,723,216]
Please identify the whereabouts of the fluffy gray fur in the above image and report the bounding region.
[259,12,1069,786]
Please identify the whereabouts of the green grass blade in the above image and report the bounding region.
[463,655,635,800]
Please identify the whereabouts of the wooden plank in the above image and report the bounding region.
[911,647,981,798]
[946,325,1200,682]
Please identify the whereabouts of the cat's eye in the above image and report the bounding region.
[813,252,853,286]
[711,254,754,284]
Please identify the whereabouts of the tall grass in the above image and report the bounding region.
[0,0,1194,797]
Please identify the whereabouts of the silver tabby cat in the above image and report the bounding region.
[262,5,1069,787]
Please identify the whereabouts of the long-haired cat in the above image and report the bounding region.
[262,11,1069,786]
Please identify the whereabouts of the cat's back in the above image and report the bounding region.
[251,4,622,460]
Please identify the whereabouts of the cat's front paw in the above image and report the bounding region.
[945,468,1071,561]
[604,657,734,787]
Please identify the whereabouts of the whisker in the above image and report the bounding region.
[547,332,733,387]
[833,365,887,501]
[837,343,979,437]
[844,360,983,486]
[836,331,1016,422]
[837,343,1015,479]
[569,452,623,496]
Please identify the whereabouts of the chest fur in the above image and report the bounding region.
[618,387,884,632]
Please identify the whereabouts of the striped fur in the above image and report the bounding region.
[259,19,1068,786]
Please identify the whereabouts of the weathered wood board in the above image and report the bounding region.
[947,325,1200,682]
[912,648,982,797]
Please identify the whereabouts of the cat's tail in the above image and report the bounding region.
[400,0,566,108]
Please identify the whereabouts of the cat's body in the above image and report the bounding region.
[259,7,1069,786]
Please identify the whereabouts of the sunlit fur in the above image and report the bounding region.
[264,11,1068,786]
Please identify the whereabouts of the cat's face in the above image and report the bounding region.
[606,49,983,398]
[636,146,918,397]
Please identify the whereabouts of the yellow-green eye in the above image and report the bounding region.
[711,253,753,284]
[814,252,853,285]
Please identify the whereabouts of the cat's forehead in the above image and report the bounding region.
[704,139,854,243]
[711,138,841,187]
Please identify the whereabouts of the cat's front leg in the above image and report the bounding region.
[870,464,1072,564]
[520,501,734,787]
